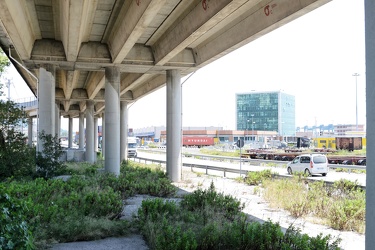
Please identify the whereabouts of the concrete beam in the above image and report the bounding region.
[93,89,105,101]
[108,0,167,63]
[60,0,97,61]
[63,100,71,113]
[152,0,247,65]
[120,73,154,96]
[86,71,105,100]
[132,75,167,100]
[193,0,331,66]
[79,101,86,113]
[27,40,195,72]
[95,102,105,114]
[57,70,80,110]
[120,73,144,95]
[65,70,80,99]
[71,89,89,101]
[0,1,40,59]
[31,39,66,61]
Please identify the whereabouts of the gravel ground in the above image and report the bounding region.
[52,169,364,250]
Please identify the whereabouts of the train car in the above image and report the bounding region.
[296,137,311,148]
[182,136,215,148]
[336,137,362,151]
[315,137,336,149]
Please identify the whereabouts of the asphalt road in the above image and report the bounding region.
[137,150,366,186]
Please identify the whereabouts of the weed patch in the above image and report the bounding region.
[244,169,273,185]
[262,178,365,233]
[135,183,341,249]
[1,161,177,247]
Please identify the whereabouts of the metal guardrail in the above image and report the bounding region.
[138,149,366,171]
[133,156,249,177]
[131,155,366,190]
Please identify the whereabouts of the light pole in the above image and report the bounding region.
[247,119,250,143]
[251,114,254,144]
[352,73,360,131]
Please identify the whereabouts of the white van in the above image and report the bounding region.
[287,154,328,176]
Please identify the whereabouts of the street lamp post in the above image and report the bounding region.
[247,119,250,143]
[251,114,254,144]
[352,73,360,131]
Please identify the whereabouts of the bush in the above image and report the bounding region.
[36,131,66,179]
[136,183,340,249]
[245,169,273,185]
[0,161,179,246]
[0,185,34,249]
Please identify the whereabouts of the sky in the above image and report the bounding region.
[2,0,366,132]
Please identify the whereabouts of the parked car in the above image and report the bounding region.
[287,154,328,176]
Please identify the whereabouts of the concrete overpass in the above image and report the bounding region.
[1,1,375,248]
[0,0,333,177]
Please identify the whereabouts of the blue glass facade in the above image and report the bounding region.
[236,91,295,136]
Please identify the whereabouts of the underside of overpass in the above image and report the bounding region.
[0,0,333,178]
[3,1,375,248]
[0,0,330,117]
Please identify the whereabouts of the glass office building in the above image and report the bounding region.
[236,91,295,137]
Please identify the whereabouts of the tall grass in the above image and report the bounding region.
[135,182,341,249]
[262,177,365,233]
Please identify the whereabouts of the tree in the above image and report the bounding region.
[0,49,10,74]
[0,50,35,180]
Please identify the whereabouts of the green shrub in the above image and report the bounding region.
[245,169,273,185]
[136,183,340,249]
[1,161,178,246]
[0,185,34,249]
[180,182,244,221]
[333,179,362,195]
[328,191,365,233]
[36,131,67,179]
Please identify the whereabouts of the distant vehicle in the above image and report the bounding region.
[287,154,328,177]
[182,136,215,148]
[127,137,138,157]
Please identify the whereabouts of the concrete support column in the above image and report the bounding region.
[120,101,129,161]
[55,104,60,137]
[37,67,55,152]
[79,112,85,150]
[105,67,120,176]
[102,113,105,158]
[94,117,98,152]
[365,1,374,248]
[85,100,95,163]
[68,117,73,148]
[166,69,182,182]
[27,117,33,147]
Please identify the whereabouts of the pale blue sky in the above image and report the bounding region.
[4,0,366,132]
[129,0,366,130]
